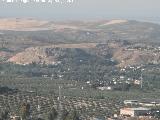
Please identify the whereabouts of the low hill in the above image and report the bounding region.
[8,43,98,65]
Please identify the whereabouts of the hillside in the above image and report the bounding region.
[0,18,48,31]
[0,18,160,67]
[6,42,160,67]
[112,46,160,67]
[8,43,97,65]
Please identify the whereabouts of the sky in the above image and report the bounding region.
[0,0,160,22]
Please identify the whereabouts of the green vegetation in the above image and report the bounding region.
[0,20,160,119]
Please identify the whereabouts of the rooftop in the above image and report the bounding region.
[122,107,151,111]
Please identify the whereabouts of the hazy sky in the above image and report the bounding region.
[0,0,159,21]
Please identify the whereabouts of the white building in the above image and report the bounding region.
[120,107,151,117]
[124,100,138,105]
[134,80,141,85]
[97,86,112,91]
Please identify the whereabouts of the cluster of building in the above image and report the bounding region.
[108,99,160,120]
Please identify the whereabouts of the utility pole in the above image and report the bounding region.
[140,72,143,89]
[140,69,144,89]
[57,86,63,120]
